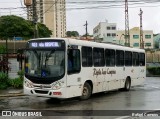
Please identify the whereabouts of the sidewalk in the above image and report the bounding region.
[0,88,25,97]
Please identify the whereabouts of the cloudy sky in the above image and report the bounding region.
[0,0,160,35]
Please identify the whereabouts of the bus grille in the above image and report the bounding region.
[34,90,49,94]
[33,85,51,89]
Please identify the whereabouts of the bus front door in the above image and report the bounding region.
[66,49,82,98]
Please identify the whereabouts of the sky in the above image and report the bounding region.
[0,0,160,35]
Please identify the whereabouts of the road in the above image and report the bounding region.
[0,77,160,119]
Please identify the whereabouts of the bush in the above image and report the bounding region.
[147,67,160,75]
[0,72,9,89]
[0,70,24,89]
[8,77,23,88]
[0,72,8,82]
[17,70,24,80]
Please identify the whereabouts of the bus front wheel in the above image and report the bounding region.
[80,82,91,100]
[124,78,131,91]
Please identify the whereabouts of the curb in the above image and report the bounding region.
[0,93,25,97]
[146,75,160,77]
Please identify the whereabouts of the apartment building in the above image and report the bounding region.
[93,20,117,42]
[93,21,153,49]
[27,0,66,37]
[116,27,154,49]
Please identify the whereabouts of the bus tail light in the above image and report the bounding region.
[53,92,62,95]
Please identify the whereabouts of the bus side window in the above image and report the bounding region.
[105,49,115,66]
[139,53,145,66]
[67,49,81,74]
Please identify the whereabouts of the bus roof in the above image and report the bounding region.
[28,38,145,53]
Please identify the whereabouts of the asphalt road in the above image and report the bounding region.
[0,77,160,119]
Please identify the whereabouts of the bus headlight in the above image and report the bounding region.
[24,80,33,88]
[51,81,64,90]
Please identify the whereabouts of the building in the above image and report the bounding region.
[93,20,153,49]
[93,20,117,42]
[116,27,154,49]
[27,0,66,37]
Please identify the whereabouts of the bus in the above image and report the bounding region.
[23,38,146,100]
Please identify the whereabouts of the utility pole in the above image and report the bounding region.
[139,8,144,49]
[24,0,36,37]
[84,21,88,40]
[125,0,130,47]
[32,0,38,38]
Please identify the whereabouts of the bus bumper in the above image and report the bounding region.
[23,86,68,99]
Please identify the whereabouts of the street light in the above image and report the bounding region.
[119,34,124,45]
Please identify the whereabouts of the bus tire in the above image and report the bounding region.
[80,82,92,100]
[124,78,131,91]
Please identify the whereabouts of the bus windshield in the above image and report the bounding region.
[25,50,65,79]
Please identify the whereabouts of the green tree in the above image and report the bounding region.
[155,41,159,49]
[66,31,79,37]
[0,45,6,53]
[37,23,52,38]
[0,15,52,40]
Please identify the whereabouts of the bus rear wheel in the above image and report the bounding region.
[124,78,131,91]
[80,82,92,100]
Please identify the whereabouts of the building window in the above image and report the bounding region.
[112,27,116,30]
[107,27,110,30]
[112,33,116,37]
[145,35,151,39]
[107,33,111,37]
[133,43,139,47]
[145,43,151,47]
[133,35,139,39]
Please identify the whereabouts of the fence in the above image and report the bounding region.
[0,53,22,78]
[146,50,160,63]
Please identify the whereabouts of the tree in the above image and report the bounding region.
[66,31,79,37]
[37,23,52,38]
[82,33,93,37]
[155,41,159,49]
[0,15,52,40]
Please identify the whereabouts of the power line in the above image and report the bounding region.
[1,0,160,17]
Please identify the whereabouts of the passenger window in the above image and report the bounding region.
[133,52,139,66]
[105,49,115,66]
[125,51,132,66]
[93,48,105,67]
[139,53,145,66]
[82,46,92,67]
[116,50,124,66]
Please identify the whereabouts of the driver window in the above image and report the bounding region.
[67,49,81,74]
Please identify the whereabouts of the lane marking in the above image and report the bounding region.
[115,116,131,119]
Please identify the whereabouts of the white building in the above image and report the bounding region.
[27,0,66,37]
[93,21,154,49]
[93,20,117,42]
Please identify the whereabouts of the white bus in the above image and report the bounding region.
[23,38,145,100]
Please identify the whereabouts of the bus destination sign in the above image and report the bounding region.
[29,41,61,48]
